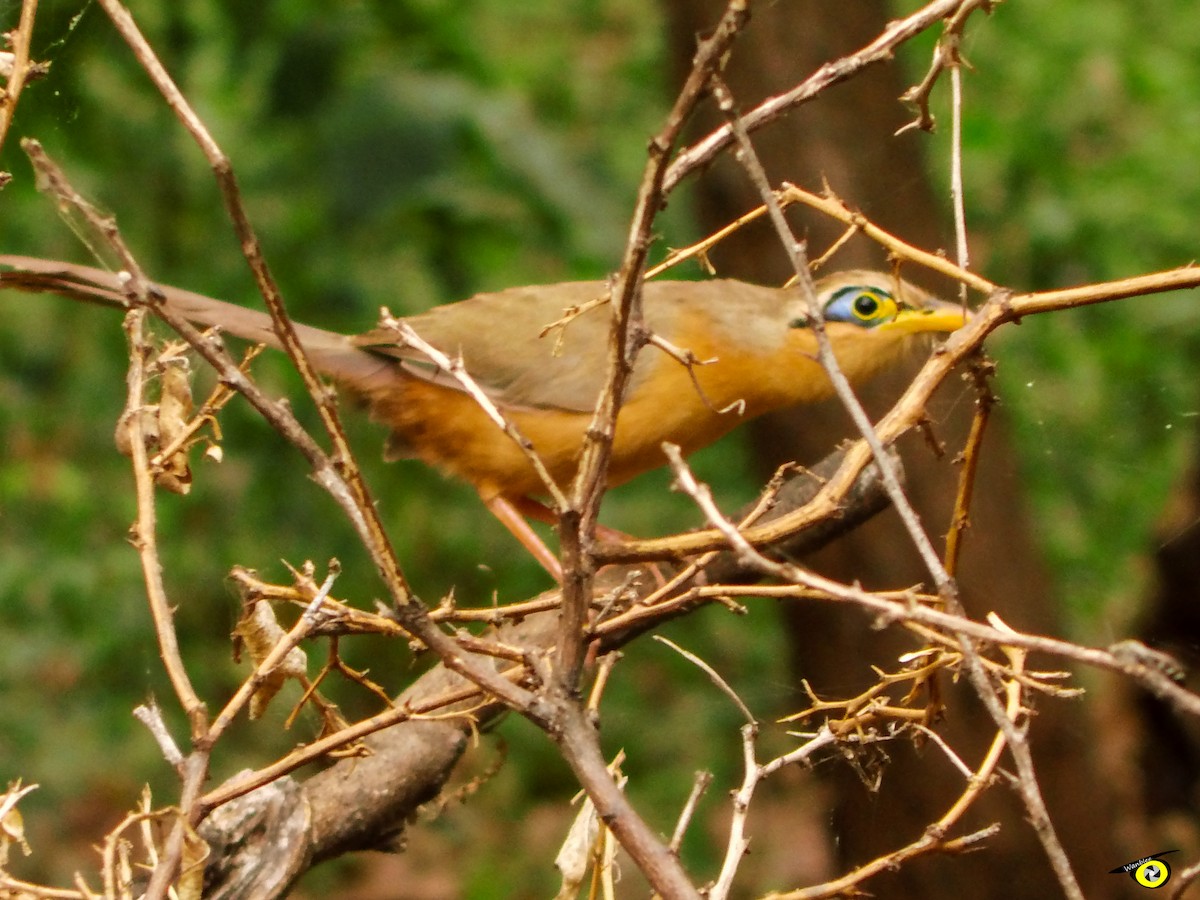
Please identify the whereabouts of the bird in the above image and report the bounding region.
[0,256,967,575]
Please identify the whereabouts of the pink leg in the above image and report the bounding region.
[484,496,562,581]
[506,496,632,545]
[505,496,666,587]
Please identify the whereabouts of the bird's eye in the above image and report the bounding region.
[823,286,897,327]
[853,293,880,318]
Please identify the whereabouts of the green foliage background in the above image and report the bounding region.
[0,0,1197,891]
[942,2,1200,622]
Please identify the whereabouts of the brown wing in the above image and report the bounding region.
[353,281,619,412]
[0,257,801,414]
[354,278,798,413]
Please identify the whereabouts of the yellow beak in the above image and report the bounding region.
[879,297,969,335]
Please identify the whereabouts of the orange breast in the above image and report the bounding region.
[365,378,587,500]
[362,310,832,502]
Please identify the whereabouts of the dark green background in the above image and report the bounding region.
[1,0,1197,893]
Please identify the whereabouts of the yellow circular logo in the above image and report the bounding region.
[1134,858,1171,888]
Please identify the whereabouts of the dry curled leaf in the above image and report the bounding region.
[113,351,196,494]
[233,600,308,719]
[554,755,624,899]
[0,783,34,864]
[153,356,194,494]
[176,824,210,900]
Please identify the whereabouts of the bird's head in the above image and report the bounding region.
[787,269,968,384]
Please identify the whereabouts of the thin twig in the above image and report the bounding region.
[0,0,40,155]
[654,634,756,726]
[970,616,1084,898]
[949,63,971,297]
[557,0,751,697]
[381,315,569,511]
[709,75,958,602]
[944,357,995,576]
[664,0,981,191]
[197,673,518,813]
[711,726,839,900]
[668,772,713,855]
[898,0,992,134]
[780,183,996,293]
[546,9,753,898]
[133,701,185,771]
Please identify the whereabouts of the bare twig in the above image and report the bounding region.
[709,74,957,602]
[558,0,751,693]
[0,0,40,155]
[898,0,993,134]
[668,772,713,855]
[381,315,569,511]
[547,7,754,897]
[664,0,982,191]
[780,183,996,293]
[969,616,1083,898]
[711,726,839,900]
[654,634,756,725]
[949,62,971,294]
[944,357,995,576]
[133,702,185,771]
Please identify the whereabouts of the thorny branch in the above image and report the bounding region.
[94,0,417,609]
[3,0,1200,898]
[0,0,41,162]
[899,0,996,134]
[556,0,751,698]
[707,33,1078,893]
[663,0,994,191]
[543,6,756,896]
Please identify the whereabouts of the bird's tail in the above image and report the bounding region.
[0,254,389,386]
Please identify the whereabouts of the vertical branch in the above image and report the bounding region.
[949,64,971,289]
[554,0,751,692]
[709,75,958,600]
[942,32,977,575]
[553,699,702,900]
[547,7,753,898]
[120,311,207,730]
[0,0,40,155]
[94,0,414,606]
[944,361,995,576]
